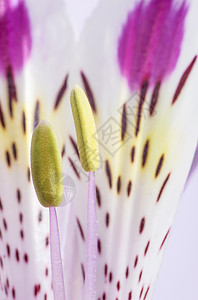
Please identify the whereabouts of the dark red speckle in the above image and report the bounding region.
[38,211,42,222]
[104,264,108,277]
[3,218,7,230]
[12,287,16,299]
[34,284,41,296]
[140,286,144,299]
[126,266,129,278]
[139,270,143,282]
[15,249,20,262]
[143,286,150,300]
[0,256,3,268]
[160,228,170,250]
[76,218,85,242]
[97,238,102,254]
[139,217,145,234]
[17,188,21,203]
[6,244,10,257]
[0,199,3,211]
[134,255,138,268]
[117,281,120,291]
[24,253,29,263]
[106,212,110,227]
[144,241,150,256]
[19,212,23,224]
[81,264,85,282]
[128,291,132,300]
[20,229,24,239]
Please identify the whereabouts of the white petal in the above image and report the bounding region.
[65,0,198,298]
[0,0,77,298]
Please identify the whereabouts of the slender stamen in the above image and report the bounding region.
[70,85,99,299]
[31,120,66,299]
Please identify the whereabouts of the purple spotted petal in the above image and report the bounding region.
[118,0,188,90]
[0,1,32,74]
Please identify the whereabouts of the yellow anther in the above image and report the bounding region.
[31,120,63,207]
[70,85,100,172]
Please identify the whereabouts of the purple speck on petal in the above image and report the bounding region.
[0,1,32,74]
[118,0,188,91]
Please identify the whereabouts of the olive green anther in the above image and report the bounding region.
[31,120,63,207]
[70,85,100,172]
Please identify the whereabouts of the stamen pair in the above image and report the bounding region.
[31,85,99,300]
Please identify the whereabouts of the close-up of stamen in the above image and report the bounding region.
[0,0,197,299]
[31,120,66,300]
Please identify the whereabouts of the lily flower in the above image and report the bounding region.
[0,0,197,300]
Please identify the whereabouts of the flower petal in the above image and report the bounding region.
[65,0,198,298]
[0,0,76,299]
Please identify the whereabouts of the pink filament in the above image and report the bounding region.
[84,171,97,300]
[49,207,66,300]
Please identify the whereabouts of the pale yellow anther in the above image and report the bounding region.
[30,120,63,207]
[70,85,100,172]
